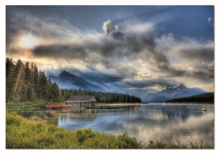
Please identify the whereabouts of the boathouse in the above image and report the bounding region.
[64,95,97,107]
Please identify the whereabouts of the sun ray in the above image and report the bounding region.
[11,65,23,101]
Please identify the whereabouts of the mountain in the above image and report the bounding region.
[165,92,214,104]
[143,84,207,103]
[96,81,110,91]
[47,70,104,91]
[47,75,58,82]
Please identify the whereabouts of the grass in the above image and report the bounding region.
[142,140,213,149]
[6,111,213,149]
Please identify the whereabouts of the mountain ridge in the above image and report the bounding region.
[143,84,207,103]
[47,70,104,91]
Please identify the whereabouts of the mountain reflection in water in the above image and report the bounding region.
[11,104,214,147]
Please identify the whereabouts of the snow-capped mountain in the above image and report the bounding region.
[47,70,104,91]
[142,84,207,103]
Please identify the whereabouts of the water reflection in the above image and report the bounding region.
[13,109,60,125]
[202,111,207,114]
[10,104,214,147]
[160,105,205,121]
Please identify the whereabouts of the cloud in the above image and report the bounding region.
[6,13,214,94]
[111,31,124,40]
[102,20,118,34]
[180,46,214,63]
[32,44,88,60]
[123,78,179,89]
[155,33,214,80]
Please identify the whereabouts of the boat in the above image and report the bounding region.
[202,107,207,111]
[44,105,72,109]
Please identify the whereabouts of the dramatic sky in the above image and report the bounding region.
[6,6,214,98]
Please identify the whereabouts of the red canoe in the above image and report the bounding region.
[44,105,71,108]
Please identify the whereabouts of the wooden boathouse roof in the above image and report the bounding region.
[65,95,95,102]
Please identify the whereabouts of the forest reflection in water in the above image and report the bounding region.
[11,103,214,146]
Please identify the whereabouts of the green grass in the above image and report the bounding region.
[142,140,213,149]
[6,111,213,149]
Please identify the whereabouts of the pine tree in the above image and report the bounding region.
[38,71,48,100]
[31,63,34,78]
[25,62,31,82]
[33,64,40,99]
[20,84,27,102]
[52,83,60,103]
[47,78,53,102]
[6,57,15,102]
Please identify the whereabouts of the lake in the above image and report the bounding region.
[8,103,214,147]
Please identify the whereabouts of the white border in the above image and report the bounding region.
[1,1,219,154]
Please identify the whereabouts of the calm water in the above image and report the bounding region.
[9,103,214,147]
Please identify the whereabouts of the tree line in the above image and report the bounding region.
[60,89,142,103]
[6,57,60,103]
[6,58,142,103]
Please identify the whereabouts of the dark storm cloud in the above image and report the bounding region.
[188,62,214,81]
[180,46,214,62]
[191,71,214,80]
[111,32,124,40]
[32,44,88,60]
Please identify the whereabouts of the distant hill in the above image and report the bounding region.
[165,92,214,104]
[47,70,104,91]
[142,84,206,103]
